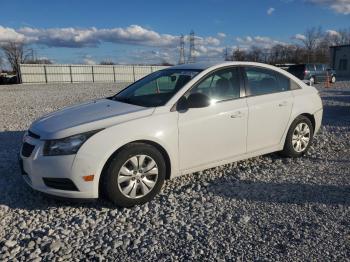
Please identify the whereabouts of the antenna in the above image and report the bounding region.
[178,34,185,64]
[188,30,196,63]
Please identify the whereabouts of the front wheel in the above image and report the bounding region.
[281,116,314,158]
[101,143,166,207]
[309,76,315,85]
[331,75,336,83]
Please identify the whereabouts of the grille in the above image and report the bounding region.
[28,130,40,139]
[21,143,35,157]
[43,178,79,191]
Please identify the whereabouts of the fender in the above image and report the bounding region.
[71,112,179,197]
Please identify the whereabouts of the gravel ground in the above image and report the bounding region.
[0,81,349,261]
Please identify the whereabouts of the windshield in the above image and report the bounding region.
[110,69,201,107]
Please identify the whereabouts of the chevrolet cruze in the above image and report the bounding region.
[20,62,323,207]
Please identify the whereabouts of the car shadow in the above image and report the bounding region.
[208,178,350,206]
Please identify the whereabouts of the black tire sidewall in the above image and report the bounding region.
[283,116,314,158]
[103,143,166,207]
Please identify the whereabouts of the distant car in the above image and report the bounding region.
[20,62,323,207]
[287,63,336,85]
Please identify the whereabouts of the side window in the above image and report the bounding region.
[189,68,241,102]
[307,64,315,71]
[244,67,290,96]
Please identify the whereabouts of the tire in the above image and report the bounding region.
[281,116,314,158]
[309,76,315,85]
[331,75,336,83]
[101,143,166,207]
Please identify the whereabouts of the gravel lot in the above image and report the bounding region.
[0,81,349,261]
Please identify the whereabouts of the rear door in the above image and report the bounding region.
[242,66,294,152]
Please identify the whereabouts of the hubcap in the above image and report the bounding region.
[117,155,158,199]
[292,122,311,153]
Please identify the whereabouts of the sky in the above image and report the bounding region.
[0,0,349,65]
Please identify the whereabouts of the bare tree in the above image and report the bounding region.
[232,47,247,61]
[247,46,264,62]
[297,27,324,63]
[337,28,350,45]
[100,60,115,65]
[0,42,31,83]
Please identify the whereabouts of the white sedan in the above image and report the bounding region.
[20,62,323,207]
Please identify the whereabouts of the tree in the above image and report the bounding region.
[232,47,247,61]
[297,27,323,63]
[0,42,31,83]
[100,60,115,65]
[247,46,264,62]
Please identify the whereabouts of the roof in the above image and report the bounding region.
[330,44,350,48]
[170,62,222,70]
[169,61,281,71]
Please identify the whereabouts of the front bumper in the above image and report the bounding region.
[19,133,98,199]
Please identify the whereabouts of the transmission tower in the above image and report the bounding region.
[178,34,185,64]
[188,30,196,63]
[224,47,230,61]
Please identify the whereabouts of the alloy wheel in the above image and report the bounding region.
[117,155,158,199]
[292,122,311,153]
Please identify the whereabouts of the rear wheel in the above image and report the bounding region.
[281,116,314,158]
[331,75,336,83]
[102,143,166,207]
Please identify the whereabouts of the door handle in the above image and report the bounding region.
[278,101,288,107]
[230,111,243,118]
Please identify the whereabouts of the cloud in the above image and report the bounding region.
[0,25,222,52]
[217,32,226,38]
[326,29,341,37]
[307,0,350,14]
[236,35,286,49]
[82,55,96,65]
[293,33,306,41]
[267,7,275,15]
[0,26,26,43]
[14,25,180,48]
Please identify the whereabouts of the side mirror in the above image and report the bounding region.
[187,93,210,108]
[176,93,211,111]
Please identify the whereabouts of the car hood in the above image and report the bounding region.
[30,98,154,139]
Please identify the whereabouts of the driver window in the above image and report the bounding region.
[189,68,241,102]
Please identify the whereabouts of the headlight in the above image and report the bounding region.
[43,130,102,156]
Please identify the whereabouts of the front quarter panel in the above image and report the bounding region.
[71,111,179,198]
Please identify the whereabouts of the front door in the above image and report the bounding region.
[178,67,248,171]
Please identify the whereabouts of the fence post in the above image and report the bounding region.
[132,65,136,82]
[151,66,154,73]
[69,65,73,83]
[113,66,116,83]
[92,66,95,82]
[43,65,48,83]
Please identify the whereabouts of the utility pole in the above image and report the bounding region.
[178,34,185,64]
[188,30,196,63]
[224,47,231,61]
